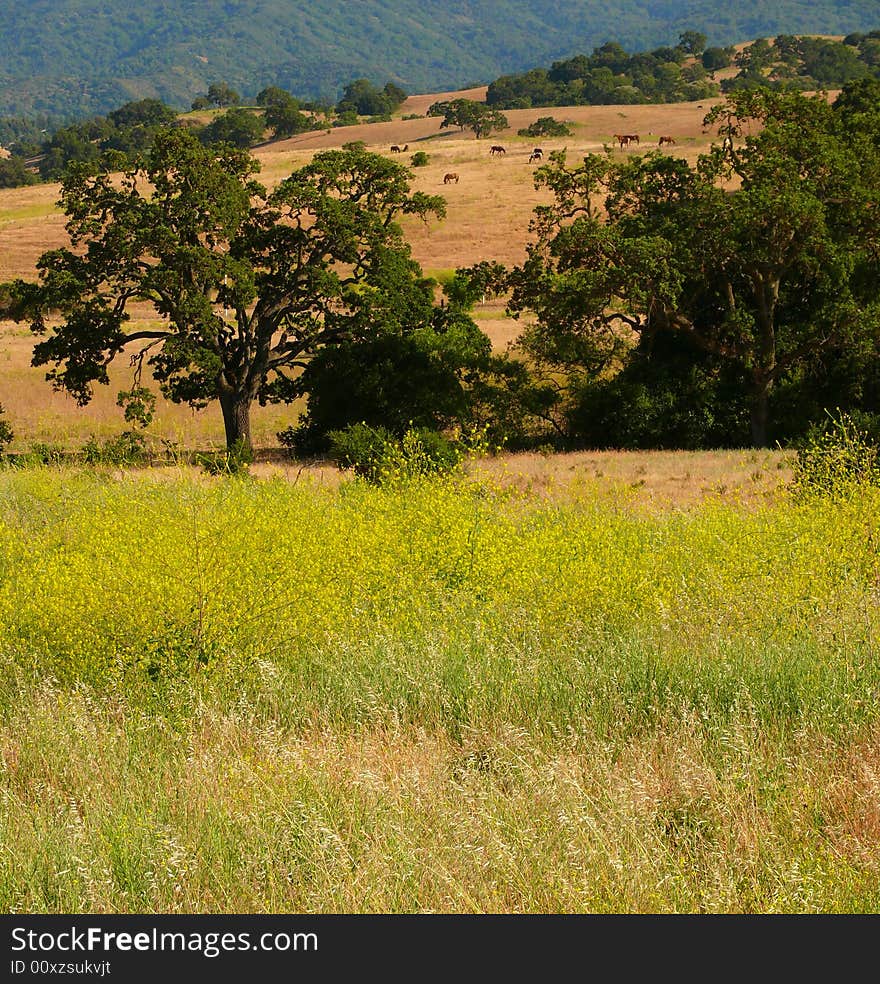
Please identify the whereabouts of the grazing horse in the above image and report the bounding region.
[529,149,543,163]
[489,145,506,156]
[443,172,459,184]
[390,145,402,153]
[658,136,675,147]
[613,134,631,149]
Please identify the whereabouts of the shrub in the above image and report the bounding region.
[341,140,367,151]
[328,423,463,483]
[410,151,430,167]
[333,111,359,128]
[517,117,572,138]
[792,411,880,497]
[81,431,149,466]
[196,438,254,476]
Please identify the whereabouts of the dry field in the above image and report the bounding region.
[0,87,824,487]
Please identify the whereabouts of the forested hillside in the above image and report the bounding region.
[1,0,879,117]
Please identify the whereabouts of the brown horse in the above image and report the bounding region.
[613,134,631,149]
[390,145,402,153]
[489,145,506,156]
[624,133,640,145]
[658,136,676,147]
[443,172,459,184]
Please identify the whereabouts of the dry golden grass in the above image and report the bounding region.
[467,447,793,509]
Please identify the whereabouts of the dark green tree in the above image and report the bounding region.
[199,108,265,148]
[261,93,313,138]
[436,99,509,139]
[678,31,707,56]
[702,47,732,71]
[107,99,177,128]
[4,131,446,452]
[336,79,391,116]
[206,83,241,108]
[0,155,37,188]
[503,88,880,447]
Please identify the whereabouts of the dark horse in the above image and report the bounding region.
[489,145,506,156]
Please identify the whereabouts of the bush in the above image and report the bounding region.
[410,151,430,166]
[517,117,572,138]
[341,140,367,151]
[792,411,880,497]
[81,431,149,466]
[196,438,254,476]
[328,423,463,484]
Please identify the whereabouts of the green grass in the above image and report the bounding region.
[1,466,879,912]
[0,202,60,226]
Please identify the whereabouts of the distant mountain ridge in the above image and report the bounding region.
[0,0,878,118]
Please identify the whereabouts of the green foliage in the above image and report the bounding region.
[260,89,314,138]
[792,412,880,497]
[206,83,241,108]
[702,46,733,71]
[487,40,721,109]
[107,99,177,127]
[116,387,156,429]
[81,430,149,466]
[278,311,493,456]
[0,155,37,188]
[410,151,430,167]
[333,110,359,128]
[199,108,264,148]
[196,438,254,476]
[336,79,404,117]
[503,86,880,448]
[568,335,750,449]
[434,99,509,139]
[722,35,880,93]
[328,423,463,483]
[517,117,572,138]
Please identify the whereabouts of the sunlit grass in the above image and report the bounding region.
[0,467,878,912]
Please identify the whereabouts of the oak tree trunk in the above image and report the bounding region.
[219,391,253,453]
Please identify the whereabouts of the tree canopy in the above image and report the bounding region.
[498,86,880,447]
[428,99,509,139]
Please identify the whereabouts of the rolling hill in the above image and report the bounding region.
[0,0,878,118]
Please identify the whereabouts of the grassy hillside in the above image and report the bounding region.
[0,0,878,116]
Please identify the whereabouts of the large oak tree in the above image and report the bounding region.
[5,130,445,451]
[505,87,880,446]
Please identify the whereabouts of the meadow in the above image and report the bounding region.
[1,465,878,912]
